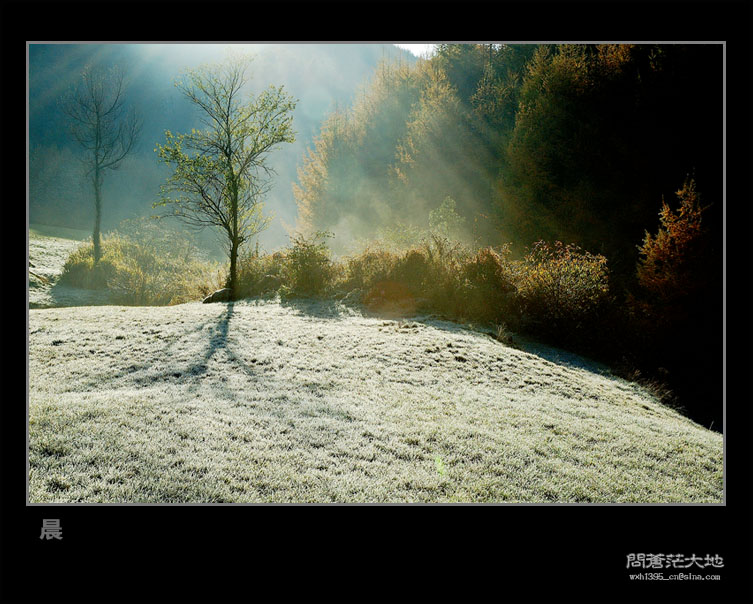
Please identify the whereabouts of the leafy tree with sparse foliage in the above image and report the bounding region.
[61,65,141,263]
[155,53,296,297]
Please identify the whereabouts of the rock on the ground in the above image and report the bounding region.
[203,288,232,303]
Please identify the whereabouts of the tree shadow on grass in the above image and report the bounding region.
[111,302,258,397]
[185,302,234,375]
[183,302,261,384]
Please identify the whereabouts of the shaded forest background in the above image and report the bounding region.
[29,43,722,275]
[296,44,720,271]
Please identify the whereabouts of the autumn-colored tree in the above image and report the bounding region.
[636,178,711,306]
[631,179,720,429]
[634,176,718,354]
[294,107,356,235]
[391,69,492,240]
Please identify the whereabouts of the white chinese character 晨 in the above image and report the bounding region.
[39,519,62,540]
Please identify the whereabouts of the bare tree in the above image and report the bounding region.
[154,53,296,297]
[61,65,141,263]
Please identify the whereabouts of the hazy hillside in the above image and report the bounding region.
[29,43,415,253]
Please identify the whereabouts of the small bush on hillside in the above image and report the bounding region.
[236,250,286,298]
[339,247,394,308]
[342,237,467,316]
[59,244,119,289]
[341,236,522,324]
[59,219,222,305]
[342,247,398,293]
[391,249,431,296]
[281,231,338,298]
[418,235,470,316]
[515,240,610,342]
[358,247,434,314]
[460,245,518,323]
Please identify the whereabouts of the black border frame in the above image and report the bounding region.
[4,1,751,602]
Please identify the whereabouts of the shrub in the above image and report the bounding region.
[235,250,286,298]
[60,243,118,290]
[281,231,338,298]
[391,248,431,296]
[342,237,470,317]
[342,247,398,294]
[402,235,466,316]
[59,219,222,305]
[346,236,520,324]
[356,247,432,314]
[460,245,518,323]
[515,240,610,341]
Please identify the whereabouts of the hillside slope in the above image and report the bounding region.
[28,299,723,503]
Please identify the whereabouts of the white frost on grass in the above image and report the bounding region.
[28,298,723,503]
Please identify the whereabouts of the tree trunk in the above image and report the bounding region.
[228,172,239,299]
[93,169,102,264]
[228,236,239,299]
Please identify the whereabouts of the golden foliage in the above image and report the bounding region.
[636,178,709,303]
[516,240,610,327]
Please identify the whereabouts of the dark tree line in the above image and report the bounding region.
[296,43,721,273]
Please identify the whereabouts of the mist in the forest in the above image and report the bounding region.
[28,43,416,256]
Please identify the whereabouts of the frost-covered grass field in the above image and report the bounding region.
[28,296,723,503]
